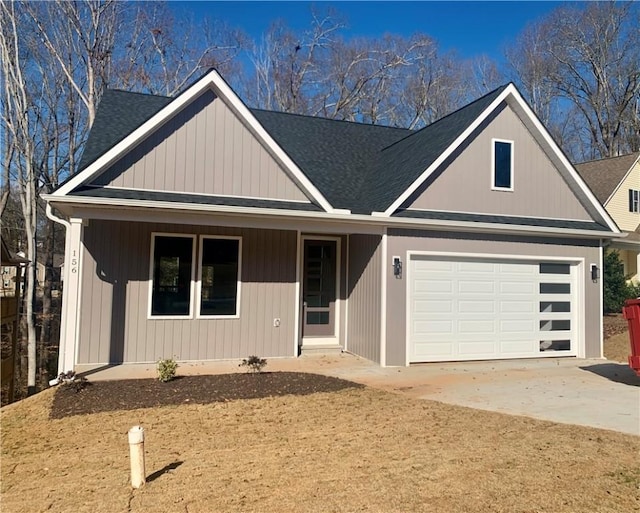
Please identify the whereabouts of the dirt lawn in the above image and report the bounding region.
[2,373,639,513]
[604,314,633,363]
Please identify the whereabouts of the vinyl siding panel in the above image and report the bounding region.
[78,220,297,364]
[406,105,592,221]
[617,248,639,283]
[605,161,640,231]
[385,229,601,366]
[91,90,310,203]
[347,234,382,363]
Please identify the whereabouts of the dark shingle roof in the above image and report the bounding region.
[77,90,172,171]
[366,85,509,212]
[250,109,409,212]
[72,84,510,214]
[575,152,640,204]
[394,209,610,232]
[70,186,322,211]
[75,82,610,231]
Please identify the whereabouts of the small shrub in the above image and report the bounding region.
[239,355,267,373]
[603,250,640,313]
[57,370,77,382]
[157,357,178,382]
[63,376,89,393]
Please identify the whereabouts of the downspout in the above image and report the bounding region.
[46,203,72,375]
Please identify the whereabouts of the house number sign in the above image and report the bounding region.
[71,250,78,273]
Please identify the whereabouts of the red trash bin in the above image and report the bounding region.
[622,299,640,376]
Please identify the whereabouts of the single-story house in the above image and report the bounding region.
[44,69,622,374]
[576,152,640,282]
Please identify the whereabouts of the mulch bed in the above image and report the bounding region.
[50,372,363,419]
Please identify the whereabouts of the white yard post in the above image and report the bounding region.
[128,426,146,488]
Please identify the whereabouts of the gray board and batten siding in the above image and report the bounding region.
[403,104,592,221]
[90,90,311,203]
[77,220,298,366]
[384,229,601,367]
[346,234,383,363]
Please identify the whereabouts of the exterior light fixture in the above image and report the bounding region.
[393,256,402,279]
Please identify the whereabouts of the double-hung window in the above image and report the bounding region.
[149,233,241,318]
[629,189,639,213]
[492,139,514,190]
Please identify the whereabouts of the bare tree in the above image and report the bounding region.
[1,94,13,216]
[112,2,246,96]
[245,11,344,113]
[243,12,471,129]
[506,21,558,128]
[0,0,38,394]
[25,0,121,127]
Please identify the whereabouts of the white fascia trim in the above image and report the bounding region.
[43,193,625,241]
[603,154,640,206]
[383,86,513,216]
[52,70,335,212]
[505,87,621,234]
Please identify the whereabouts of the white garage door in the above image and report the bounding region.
[409,255,578,363]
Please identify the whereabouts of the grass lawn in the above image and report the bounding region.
[2,376,639,513]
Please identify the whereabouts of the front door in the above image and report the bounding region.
[302,240,337,339]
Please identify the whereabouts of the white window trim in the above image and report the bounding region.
[491,138,514,192]
[148,233,196,320]
[196,235,242,319]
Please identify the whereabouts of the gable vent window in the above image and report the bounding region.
[629,189,639,213]
[492,139,514,190]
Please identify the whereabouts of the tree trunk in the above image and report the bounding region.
[38,217,54,386]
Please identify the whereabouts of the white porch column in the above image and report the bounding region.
[58,217,84,374]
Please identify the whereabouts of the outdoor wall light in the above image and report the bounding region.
[393,256,402,279]
[590,264,599,283]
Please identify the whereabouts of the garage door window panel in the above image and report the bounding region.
[540,340,571,352]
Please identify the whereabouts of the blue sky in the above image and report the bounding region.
[174,1,566,60]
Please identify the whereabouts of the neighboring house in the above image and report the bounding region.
[1,255,63,298]
[43,70,621,374]
[576,153,640,283]
[1,237,28,402]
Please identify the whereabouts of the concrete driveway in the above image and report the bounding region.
[324,357,640,436]
[86,354,640,436]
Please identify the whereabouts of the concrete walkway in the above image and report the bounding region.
[84,354,640,436]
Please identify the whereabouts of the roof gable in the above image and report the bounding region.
[575,152,640,205]
[87,89,311,203]
[49,71,619,235]
[401,102,593,222]
[54,70,335,212]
